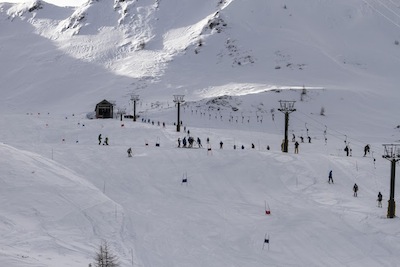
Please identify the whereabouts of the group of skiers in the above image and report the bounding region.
[343,144,371,157]
[177,137,265,151]
[100,119,384,212]
[177,136,203,148]
[141,118,166,128]
[279,134,308,154]
[98,134,109,146]
[98,133,134,157]
[292,134,312,144]
[328,170,383,207]
[291,132,371,158]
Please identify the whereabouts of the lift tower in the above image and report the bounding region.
[278,100,296,153]
[382,144,400,218]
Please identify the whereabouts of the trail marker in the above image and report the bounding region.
[181,172,188,185]
[262,233,270,250]
[265,201,271,215]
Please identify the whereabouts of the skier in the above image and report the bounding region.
[241,145,245,149]
[252,143,255,149]
[328,170,333,184]
[104,137,109,146]
[178,138,181,148]
[127,147,132,157]
[300,136,304,143]
[353,183,358,197]
[364,144,370,157]
[98,134,102,145]
[294,141,299,154]
[197,137,202,148]
[344,145,350,156]
[207,137,210,144]
[182,137,187,148]
[377,192,383,208]
[188,136,194,148]
[220,141,223,149]
[292,134,296,142]
[308,136,311,143]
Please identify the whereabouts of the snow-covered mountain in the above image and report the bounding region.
[1,0,400,112]
[1,0,400,266]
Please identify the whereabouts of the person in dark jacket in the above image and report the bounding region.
[197,137,202,148]
[182,137,187,148]
[98,134,102,145]
[344,145,350,156]
[188,136,194,148]
[377,192,383,208]
[328,170,333,184]
[353,183,358,197]
[294,141,299,154]
[127,147,132,157]
[364,144,370,157]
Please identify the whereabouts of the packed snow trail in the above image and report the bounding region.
[4,112,392,267]
[0,142,138,266]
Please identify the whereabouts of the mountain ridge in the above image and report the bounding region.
[1,0,400,114]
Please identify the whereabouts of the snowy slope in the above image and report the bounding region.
[0,106,398,266]
[1,0,400,266]
[0,141,135,266]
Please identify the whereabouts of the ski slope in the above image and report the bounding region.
[0,88,399,266]
[1,0,400,266]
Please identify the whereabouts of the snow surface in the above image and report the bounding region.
[1,0,400,266]
[0,0,85,7]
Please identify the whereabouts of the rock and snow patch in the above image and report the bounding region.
[6,0,42,19]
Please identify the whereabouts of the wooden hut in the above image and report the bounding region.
[95,99,114,119]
